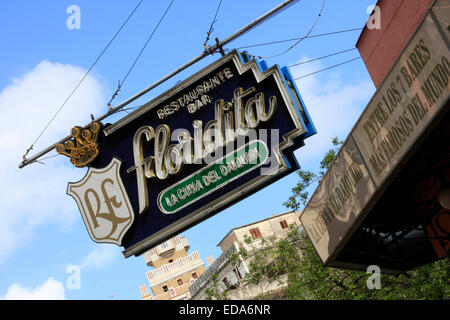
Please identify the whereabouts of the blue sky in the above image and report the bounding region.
[0,0,377,299]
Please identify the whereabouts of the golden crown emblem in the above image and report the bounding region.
[56,121,101,168]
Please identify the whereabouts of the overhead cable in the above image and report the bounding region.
[117,0,176,95]
[294,57,361,79]
[22,0,145,162]
[233,27,363,50]
[203,0,224,50]
[288,47,357,67]
[258,0,326,59]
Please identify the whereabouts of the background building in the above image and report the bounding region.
[139,235,205,300]
[190,211,302,300]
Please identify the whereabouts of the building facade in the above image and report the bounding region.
[217,211,301,252]
[190,211,302,300]
[139,235,206,300]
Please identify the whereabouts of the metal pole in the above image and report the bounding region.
[18,0,298,169]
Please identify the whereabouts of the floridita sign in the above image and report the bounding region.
[61,50,315,257]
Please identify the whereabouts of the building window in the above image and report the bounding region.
[192,272,198,279]
[160,241,169,249]
[162,285,168,292]
[222,277,231,288]
[249,227,262,239]
[177,279,183,286]
[280,220,289,229]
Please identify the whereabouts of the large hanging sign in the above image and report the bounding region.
[300,3,450,267]
[61,50,316,257]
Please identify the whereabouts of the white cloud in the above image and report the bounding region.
[290,57,375,167]
[0,60,107,264]
[1,278,66,300]
[80,245,120,270]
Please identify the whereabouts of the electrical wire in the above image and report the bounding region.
[38,153,61,163]
[288,47,357,67]
[203,0,224,50]
[258,0,326,59]
[105,0,176,118]
[23,0,145,161]
[233,27,363,51]
[294,57,361,79]
[118,0,176,92]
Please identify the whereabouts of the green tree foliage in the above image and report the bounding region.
[237,137,449,300]
[234,216,449,300]
[230,234,293,299]
[283,137,343,211]
[284,229,450,300]
[204,273,229,300]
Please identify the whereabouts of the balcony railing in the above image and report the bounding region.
[144,236,191,266]
[146,251,203,286]
[151,281,194,300]
[189,243,238,297]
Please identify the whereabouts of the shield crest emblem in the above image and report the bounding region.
[67,157,135,245]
